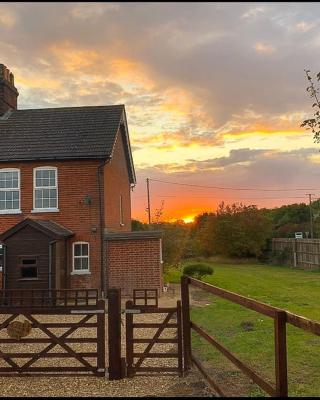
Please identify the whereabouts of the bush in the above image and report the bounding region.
[183,263,214,280]
[269,247,292,266]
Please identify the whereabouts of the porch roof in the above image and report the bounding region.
[0,218,74,241]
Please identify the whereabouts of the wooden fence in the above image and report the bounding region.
[272,238,320,269]
[181,275,320,397]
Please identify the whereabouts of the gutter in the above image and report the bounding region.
[98,157,111,299]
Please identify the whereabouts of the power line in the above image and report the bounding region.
[148,178,319,192]
[136,194,313,200]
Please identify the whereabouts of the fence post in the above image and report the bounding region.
[293,239,297,268]
[176,300,184,377]
[108,288,122,380]
[181,275,192,373]
[125,300,134,378]
[97,299,106,374]
[274,311,288,397]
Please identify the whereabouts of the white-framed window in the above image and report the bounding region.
[120,194,124,226]
[72,242,90,274]
[33,167,58,212]
[0,168,20,214]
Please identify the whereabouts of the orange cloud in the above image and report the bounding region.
[49,41,101,73]
[254,42,275,54]
[0,6,16,28]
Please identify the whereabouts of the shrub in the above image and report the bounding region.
[183,263,214,280]
[269,247,292,266]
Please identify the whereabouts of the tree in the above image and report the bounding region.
[262,203,311,237]
[207,202,272,258]
[155,221,191,266]
[132,219,148,231]
[189,212,216,257]
[301,69,320,142]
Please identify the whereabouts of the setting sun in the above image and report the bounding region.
[182,215,196,224]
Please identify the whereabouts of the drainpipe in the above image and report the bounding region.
[98,157,111,299]
[2,244,6,290]
[49,240,58,292]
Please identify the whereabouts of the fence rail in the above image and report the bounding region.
[0,289,99,308]
[181,275,320,397]
[272,238,320,269]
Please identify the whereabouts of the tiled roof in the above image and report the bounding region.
[0,105,136,183]
[34,220,74,238]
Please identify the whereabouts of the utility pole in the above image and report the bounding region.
[146,178,151,224]
[306,193,315,239]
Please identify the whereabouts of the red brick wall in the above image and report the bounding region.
[0,159,102,289]
[0,79,18,116]
[104,130,131,232]
[106,238,163,297]
[0,136,134,291]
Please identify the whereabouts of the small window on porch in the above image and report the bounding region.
[20,258,38,279]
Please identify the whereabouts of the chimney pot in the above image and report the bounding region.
[0,63,18,116]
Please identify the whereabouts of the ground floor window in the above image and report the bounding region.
[72,242,90,273]
[20,257,38,279]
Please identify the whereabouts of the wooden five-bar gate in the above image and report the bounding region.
[125,294,183,377]
[0,289,105,376]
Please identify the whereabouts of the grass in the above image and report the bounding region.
[164,260,320,397]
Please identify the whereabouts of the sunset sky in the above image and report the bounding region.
[1,2,320,222]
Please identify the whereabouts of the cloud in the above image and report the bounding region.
[0,5,16,28]
[71,2,119,20]
[295,21,316,33]
[1,2,320,220]
[254,42,275,54]
[242,6,265,19]
[132,146,320,220]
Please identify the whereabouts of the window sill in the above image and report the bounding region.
[0,210,22,215]
[18,278,40,281]
[71,271,91,276]
[31,208,59,213]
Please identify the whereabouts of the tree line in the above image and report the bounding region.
[132,200,320,265]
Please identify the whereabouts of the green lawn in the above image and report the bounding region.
[165,261,320,397]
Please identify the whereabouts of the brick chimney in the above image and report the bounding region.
[0,64,19,116]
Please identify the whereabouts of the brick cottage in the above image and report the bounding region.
[0,64,163,297]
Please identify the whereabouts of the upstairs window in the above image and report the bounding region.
[73,242,90,273]
[0,169,20,213]
[33,167,58,211]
